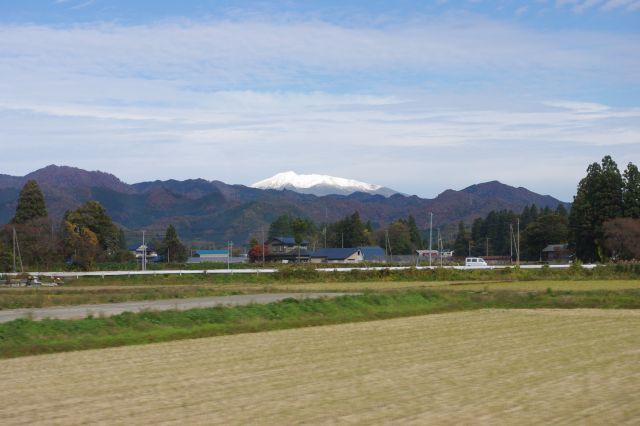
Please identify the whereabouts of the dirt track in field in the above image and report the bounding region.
[1,309,639,425]
[0,292,354,322]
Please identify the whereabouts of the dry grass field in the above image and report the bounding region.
[1,309,638,425]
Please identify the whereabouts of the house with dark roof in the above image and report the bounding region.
[308,246,386,263]
[128,243,159,262]
[359,246,386,262]
[265,236,310,262]
[309,248,364,263]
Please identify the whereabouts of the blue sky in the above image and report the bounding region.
[1,0,639,200]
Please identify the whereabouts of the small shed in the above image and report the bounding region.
[542,244,572,262]
[194,249,229,260]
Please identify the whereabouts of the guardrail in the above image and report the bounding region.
[0,263,599,278]
[315,264,598,272]
[1,269,279,279]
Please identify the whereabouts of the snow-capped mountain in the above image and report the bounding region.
[251,171,400,197]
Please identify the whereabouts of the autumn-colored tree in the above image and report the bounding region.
[60,220,100,270]
[64,201,124,260]
[602,218,640,260]
[248,242,269,263]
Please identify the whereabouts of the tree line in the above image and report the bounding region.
[452,155,639,262]
[451,204,569,260]
[258,211,424,256]
[569,156,639,261]
[0,180,188,271]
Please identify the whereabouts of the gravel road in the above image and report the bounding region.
[0,293,356,323]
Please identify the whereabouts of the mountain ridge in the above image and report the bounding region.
[0,165,569,244]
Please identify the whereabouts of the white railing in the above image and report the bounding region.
[0,264,599,278]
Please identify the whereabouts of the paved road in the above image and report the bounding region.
[0,293,356,323]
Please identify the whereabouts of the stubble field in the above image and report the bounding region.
[1,308,638,425]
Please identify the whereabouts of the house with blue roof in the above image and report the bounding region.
[358,246,387,262]
[309,248,363,263]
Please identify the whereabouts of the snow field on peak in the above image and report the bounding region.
[251,171,383,191]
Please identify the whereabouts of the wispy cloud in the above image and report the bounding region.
[0,15,638,199]
[556,0,640,11]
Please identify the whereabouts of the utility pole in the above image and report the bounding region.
[486,237,489,257]
[341,232,344,249]
[142,230,146,271]
[261,227,265,266]
[438,228,443,268]
[323,227,327,248]
[510,224,513,264]
[428,212,433,267]
[12,227,17,273]
[385,229,391,261]
[516,219,521,266]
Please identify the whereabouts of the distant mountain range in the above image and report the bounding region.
[251,171,400,197]
[0,165,569,244]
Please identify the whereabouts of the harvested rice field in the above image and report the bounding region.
[1,309,639,425]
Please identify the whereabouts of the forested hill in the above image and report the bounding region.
[0,165,569,243]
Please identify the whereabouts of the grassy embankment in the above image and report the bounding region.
[1,263,638,309]
[2,288,639,358]
[2,279,639,309]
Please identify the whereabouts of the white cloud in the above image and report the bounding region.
[601,0,635,10]
[0,16,638,199]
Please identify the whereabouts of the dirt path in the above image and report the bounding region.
[0,292,355,322]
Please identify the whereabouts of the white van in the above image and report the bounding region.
[465,257,488,268]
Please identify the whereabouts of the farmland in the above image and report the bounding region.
[1,279,639,309]
[1,309,638,425]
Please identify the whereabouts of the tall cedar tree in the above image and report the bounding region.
[453,221,470,257]
[623,163,640,218]
[160,224,188,263]
[12,180,48,224]
[569,156,624,261]
[328,212,368,248]
[268,215,293,238]
[522,213,569,260]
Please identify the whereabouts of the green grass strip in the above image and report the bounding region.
[1,289,639,359]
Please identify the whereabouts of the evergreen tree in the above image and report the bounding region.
[407,216,423,249]
[383,220,413,255]
[160,224,188,263]
[12,180,48,224]
[569,156,624,261]
[623,162,640,218]
[268,215,293,238]
[555,203,568,218]
[522,213,569,260]
[452,221,470,257]
[328,212,368,247]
